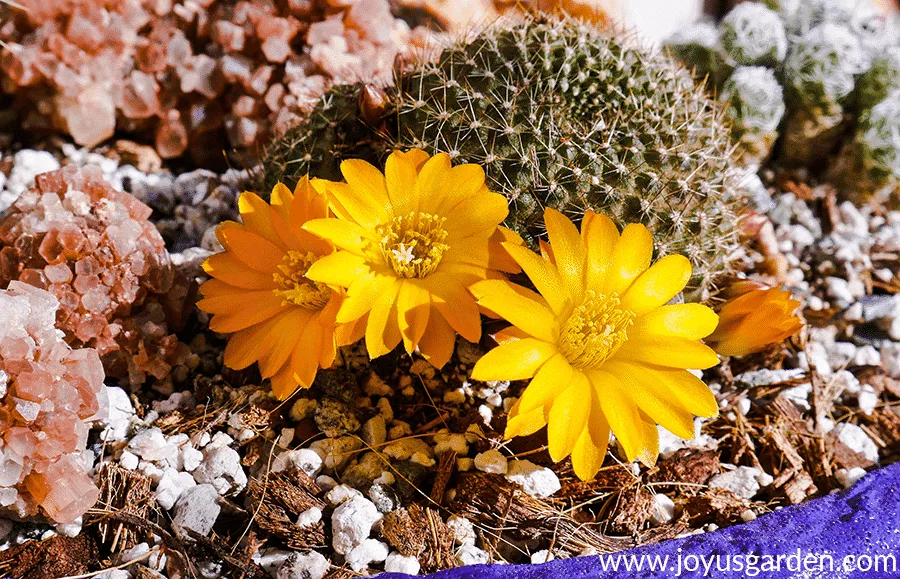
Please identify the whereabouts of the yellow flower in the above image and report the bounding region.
[303,149,519,368]
[470,208,721,480]
[197,179,363,400]
[705,283,803,357]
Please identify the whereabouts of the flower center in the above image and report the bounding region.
[377,211,449,279]
[273,250,331,309]
[558,290,635,370]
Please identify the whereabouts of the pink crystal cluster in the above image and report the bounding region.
[0,0,435,166]
[0,165,197,390]
[0,281,106,524]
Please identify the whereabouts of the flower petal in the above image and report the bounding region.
[414,153,452,209]
[218,222,285,273]
[416,309,457,368]
[547,372,591,462]
[384,151,419,216]
[336,275,382,324]
[589,370,644,463]
[291,314,323,388]
[470,280,556,343]
[582,210,620,289]
[305,250,370,289]
[518,353,574,414]
[257,308,310,378]
[502,242,569,314]
[426,273,483,343]
[316,179,386,228]
[620,254,692,317]
[206,294,287,333]
[615,335,720,369]
[341,158,391,213]
[570,397,610,481]
[270,363,300,400]
[544,208,586,298]
[630,304,720,341]
[238,191,283,248]
[606,223,653,296]
[365,278,402,359]
[604,360,695,439]
[636,410,660,468]
[397,281,431,353]
[643,365,719,418]
[431,164,487,215]
[202,253,275,290]
[443,192,509,240]
[223,314,284,370]
[198,288,281,316]
[471,338,557,381]
[504,399,549,439]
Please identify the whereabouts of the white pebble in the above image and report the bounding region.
[834,423,879,463]
[473,450,508,474]
[447,515,476,546]
[505,460,561,498]
[272,449,323,478]
[651,494,676,525]
[296,507,322,528]
[835,467,867,489]
[330,495,382,555]
[531,550,555,564]
[276,551,330,579]
[385,551,421,574]
[345,539,389,572]
[708,466,772,499]
[456,544,490,565]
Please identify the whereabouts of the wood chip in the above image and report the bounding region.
[606,485,655,536]
[246,468,326,550]
[429,450,456,505]
[93,463,153,552]
[0,534,100,579]
[649,449,720,488]
[681,489,752,526]
[380,505,455,571]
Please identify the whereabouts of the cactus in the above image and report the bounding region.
[264,17,746,297]
[831,92,900,196]
[666,21,731,89]
[780,22,869,164]
[262,83,381,191]
[719,3,787,67]
[722,66,785,163]
[856,46,900,111]
[667,1,900,202]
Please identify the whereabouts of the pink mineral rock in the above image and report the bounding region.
[0,165,198,390]
[0,281,106,524]
[0,0,443,166]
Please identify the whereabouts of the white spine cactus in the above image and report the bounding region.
[720,3,787,66]
[856,46,900,111]
[783,22,868,114]
[722,66,785,162]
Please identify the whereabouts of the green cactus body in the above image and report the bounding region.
[831,92,900,198]
[856,46,900,112]
[666,21,732,90]
[780,22,868,164]
[264,18,745,298]
[262,83,381,191]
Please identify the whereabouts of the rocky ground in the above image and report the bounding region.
[0,144,898,579]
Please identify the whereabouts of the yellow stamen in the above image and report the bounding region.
[377,211,449,279]
[558,290,634,370]
[273,250,331,309]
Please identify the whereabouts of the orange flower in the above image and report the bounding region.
[197,178,364,400]
[705,284,803,357]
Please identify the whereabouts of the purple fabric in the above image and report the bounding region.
[377,463,900,578]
